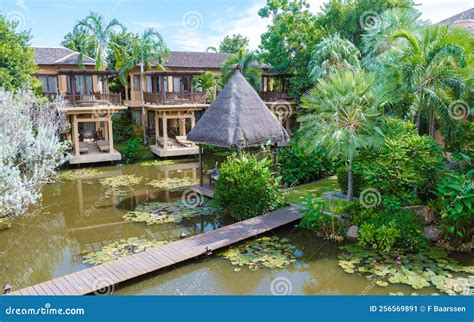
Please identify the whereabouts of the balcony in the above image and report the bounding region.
[260,91,293,102]
[43,92,122,107]
[143,91,207,106]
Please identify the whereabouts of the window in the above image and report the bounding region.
[38,76,58,93]
[67,75,93,95]
[173,77,181,93]
[133,75,141,91]
[145,76,152,92]
[182,77,191,92]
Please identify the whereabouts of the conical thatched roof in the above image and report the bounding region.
[187,70,290,148]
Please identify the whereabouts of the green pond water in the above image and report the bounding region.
[0,157,470,295]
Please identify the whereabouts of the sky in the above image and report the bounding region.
[0,0,472,51]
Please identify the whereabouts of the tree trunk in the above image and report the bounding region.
[415,113,421,133]
[125,84,129,102]
[139,62,147,145]
[428,109,436,138]
[347,158,354,201]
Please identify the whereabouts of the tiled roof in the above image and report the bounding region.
[437,8,474,25]
[163,51,228,69]
[32,46,96,66]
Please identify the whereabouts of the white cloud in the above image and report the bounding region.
[134,22,164,29]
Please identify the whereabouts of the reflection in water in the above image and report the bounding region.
[0,155,458,295]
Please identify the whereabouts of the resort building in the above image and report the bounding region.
[437,8,474,32]
[126,51,297,157]
[33,46,127,164]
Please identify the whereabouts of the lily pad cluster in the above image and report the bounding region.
[99,175,143,194]
[58,169,103,181]
[123,200,218,225]
[217,236,299,271]
[139,160,177,167]
[338,245,474,295]
[146,177,197,191]
[82,237,168,265]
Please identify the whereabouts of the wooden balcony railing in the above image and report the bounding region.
[143,91,207,105]
[62,93,122,107]
[260,91,293,102]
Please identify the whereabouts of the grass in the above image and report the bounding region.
[115,141,155,161]
[284,176,340,205]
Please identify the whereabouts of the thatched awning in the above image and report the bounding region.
[187,70,290,148]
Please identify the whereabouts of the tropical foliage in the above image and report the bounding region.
[218,34,250,53]
[0,16,39,92]
[193,71,219,102]
[220,48,261,90]
[214,154,285,220]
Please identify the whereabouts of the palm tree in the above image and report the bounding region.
[379,25,467,137]
[73,12,124,70]
[193,71,218,103]
[220,48,261,91]
[309,33,361,81]
[120,28,169,144]
[299,70,384,201]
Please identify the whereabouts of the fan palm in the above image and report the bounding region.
[379,25,467,137]
[220,48,261,91]
[309,33,361,81]
[193,71,218,103]
[299,70,384,201]
[74,12,124,70]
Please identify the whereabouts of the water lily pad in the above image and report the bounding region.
[82,237,168,265]
[58,169,103,181]
[146,177,197,191]
[338,245,473,295]
[123,199,217,225]
[139,160,177,167]
[99,175,143,194]
[217,236,300,271]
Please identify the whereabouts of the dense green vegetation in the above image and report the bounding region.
[0,16,39,92]
[214,154,285,220]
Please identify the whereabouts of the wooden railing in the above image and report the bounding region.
[61,93,122,107]
[143,91,207,105]
[260,91,293,102]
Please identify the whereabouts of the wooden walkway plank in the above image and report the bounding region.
[9,204,301,296]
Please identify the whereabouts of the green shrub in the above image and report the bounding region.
[298,196,343,240]
[435,169,474,241]
[354,208,426,252]
[337,118,444,205]
[278,138,337,186]
[214,154,285,220]
[336,166,364,196]
[112,111,134,142]
[123,138,142,162]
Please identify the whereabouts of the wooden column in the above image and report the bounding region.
[155,111,160,144]
[162,113,168,150]
[199,145,203,186]
[179,113,186,136]
[72,114,80,156]
[190,76,194,103]
[108,114,114,153]
[190,111,196,146]
[160,76,165,103]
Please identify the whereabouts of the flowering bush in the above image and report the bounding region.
[0,89,69,217]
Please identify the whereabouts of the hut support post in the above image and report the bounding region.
[199,145,204,186]
[273,143,278,172]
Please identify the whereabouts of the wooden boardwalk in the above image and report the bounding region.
[9,205,301,296]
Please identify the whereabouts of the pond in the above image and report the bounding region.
[0,157,471,295]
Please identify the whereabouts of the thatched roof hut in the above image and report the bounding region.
[187,70,289,148]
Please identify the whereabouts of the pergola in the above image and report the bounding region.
[187,70,290,185]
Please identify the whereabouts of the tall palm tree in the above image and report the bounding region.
[299,70,384,201]
[220,48,261,91]
[74,12,124,70]
[379,25,467,137]
[309,33,361,81]
[117,28,169,144]
[193,71,218,103]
